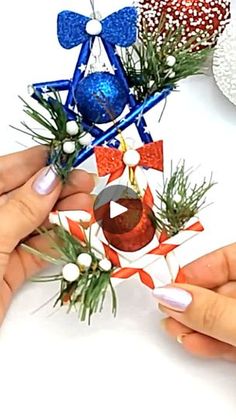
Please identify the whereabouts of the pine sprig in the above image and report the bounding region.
[11,90,85,181]
[22,225,117,324]
[153,163,215,237]
[121,18,212,102]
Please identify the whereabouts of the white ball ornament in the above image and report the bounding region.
[66,121,79,136]
[63,141,76,154]
[77,253,92,270]
[166,55,176,67]
[62,263,80,282]
[79,136,92,146]
[99,258,112,272]
[213,19,236,106]
[86,19,103,36]
[123,150,141,167]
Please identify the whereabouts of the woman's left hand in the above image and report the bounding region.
[0,146,95,324]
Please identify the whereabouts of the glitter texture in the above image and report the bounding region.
[75,72,129,124]
[213,19,236,106]
[139,0,231,50]
[57,6,138,50]
[102,6,138,47]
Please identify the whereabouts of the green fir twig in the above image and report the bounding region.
[11,90,85,181]
[153,162,215,238]
[121,18,212,102]
[21,225,117,324]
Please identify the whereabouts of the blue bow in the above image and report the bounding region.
[57,6,137,49]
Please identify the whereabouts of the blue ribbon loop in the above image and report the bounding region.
[57,6,138,49]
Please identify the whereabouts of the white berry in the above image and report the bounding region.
[173,193,182,204]
[79,136,92,146]
[168,71,176,79]
[166,55,176,67]
[123,150,141,167]
[99,258,112,272]
[66,121,79,136]
[62,263,80,282]
[86,19,103,36]
[63,141,76,154]
[77,253,92,270]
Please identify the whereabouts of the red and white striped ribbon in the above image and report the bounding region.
[148,220,204,283]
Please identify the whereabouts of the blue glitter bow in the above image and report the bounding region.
[57,6,138,49]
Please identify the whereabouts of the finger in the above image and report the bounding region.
[216,281,236,298]
[153,284,236,346]
[4,233,59,294]
[56,193,95,212]
[183,243,236,288]
[0,232,59,325]
[0,146,47,195]
[161,317,236,360]
[161,317,193,339]
[0,166,61,273]
[179,332,236,360]
[39,192,95,230]
[0,278,13,325]
[0,169,96,207]
[4,191,94,291]
[59,170,96,199]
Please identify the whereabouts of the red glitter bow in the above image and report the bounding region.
[94,141,164,183]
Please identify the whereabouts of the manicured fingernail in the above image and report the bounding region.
[177,334,187,344]
[153,287,192,312]
[32,166,58,195]
[92,173,99,186]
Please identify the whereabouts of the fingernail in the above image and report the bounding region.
[153,287,192,312]
[92,173,99,186]
[32,166,59,195]
[177,334,187,344]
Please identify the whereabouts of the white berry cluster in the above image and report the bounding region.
[63,121,92,154]
[62,253,112,283]
[165,55,177,79]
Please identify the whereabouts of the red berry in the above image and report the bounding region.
[103,198,155,252]
[139,0,230,50]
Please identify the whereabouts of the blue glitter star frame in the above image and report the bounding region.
[31,6,171,167]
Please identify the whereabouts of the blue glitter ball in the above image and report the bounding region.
[75,72,128,124]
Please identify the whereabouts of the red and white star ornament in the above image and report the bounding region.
[50,210,204,289]
[139,0,231,50]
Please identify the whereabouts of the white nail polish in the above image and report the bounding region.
[153,287,192,312]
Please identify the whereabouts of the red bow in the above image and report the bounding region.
[94,141,164,183]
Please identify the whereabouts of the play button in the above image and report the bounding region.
[94,185,143,235]
[110,201,128,219]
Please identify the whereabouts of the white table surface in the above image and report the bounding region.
[0,1,236,418]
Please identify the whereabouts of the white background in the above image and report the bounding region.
[0,1,236,418]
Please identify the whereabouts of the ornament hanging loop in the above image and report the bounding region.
[89,0,96,19]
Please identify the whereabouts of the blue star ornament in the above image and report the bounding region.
[57,7,138,49]
[32,6,172,168]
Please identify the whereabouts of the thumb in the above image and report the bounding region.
[0,166,61,255]
[153,284,236,346]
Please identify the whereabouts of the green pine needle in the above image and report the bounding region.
[153,162,215,238]
[11,89,85,181]
[121,21,212,102]
[21,225,117,324]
